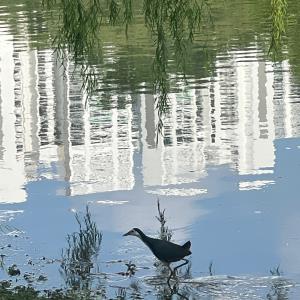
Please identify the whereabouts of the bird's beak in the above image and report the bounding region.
[123,230,131,236]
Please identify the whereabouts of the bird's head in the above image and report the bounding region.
[123,228,143,239]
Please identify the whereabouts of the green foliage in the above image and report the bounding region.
[43,0,211,140]
[0,282,74,300]
[0,285,40,300]
[123,0,133,36]
[268,0,288,60]
[60,206,102,290]
[39,0,299,135]
[107,0,120,25]
[54,0,103,58]
[143,0,211,139]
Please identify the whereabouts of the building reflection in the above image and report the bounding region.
[1,19,300,203]
[0,29,27,203]
[142,51,299,187]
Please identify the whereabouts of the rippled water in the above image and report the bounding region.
[0,0,300,299]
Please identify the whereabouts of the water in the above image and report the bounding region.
[0,0,300,299]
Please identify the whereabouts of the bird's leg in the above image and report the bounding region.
[167,264,175,278]
[166,263,177,287]
[173,258,189,275]
[167,271,179,293]
[167,272,172,288]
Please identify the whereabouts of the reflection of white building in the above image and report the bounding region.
[68,102,135,195]
[141,50,298,190]
[0,25,136,200]
[0,30,26,203]
[234,56,275,175]
[141,91,206,187]
[1,18,300,203]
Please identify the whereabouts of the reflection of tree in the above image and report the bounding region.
[283,0,300,80]
[268,0,287,60]
[43,0,211,138]
[41,0,300,140]
[45,0,103,96]
[60,206,104,296]
[144,0,211,138]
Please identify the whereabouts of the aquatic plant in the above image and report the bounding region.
[0,282,75,300]
[153,199,192,299]
[0,254,5,270]
[0,206,103,300]
[7,264,21,276]
[270,265,282,276]
[118,261,136,277]
[115,287,126,299]
[156,198,172,241]
[208,260,214,276]
[60,206,102,291]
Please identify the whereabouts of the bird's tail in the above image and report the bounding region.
[182,241,191,250]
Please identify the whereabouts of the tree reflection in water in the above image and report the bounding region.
[142,0,211,140]
[42,0,211,139]
[268,0,288,60]
[42,0,292,141]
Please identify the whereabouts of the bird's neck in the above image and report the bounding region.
[138,231,151,245]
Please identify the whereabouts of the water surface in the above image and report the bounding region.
[0,1,300,299]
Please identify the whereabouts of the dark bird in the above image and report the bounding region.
[123,228,191,282]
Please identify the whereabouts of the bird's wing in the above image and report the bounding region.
[146,238,190,262]
[182,241,191,249]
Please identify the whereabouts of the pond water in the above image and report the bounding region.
[0,0,300,299]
